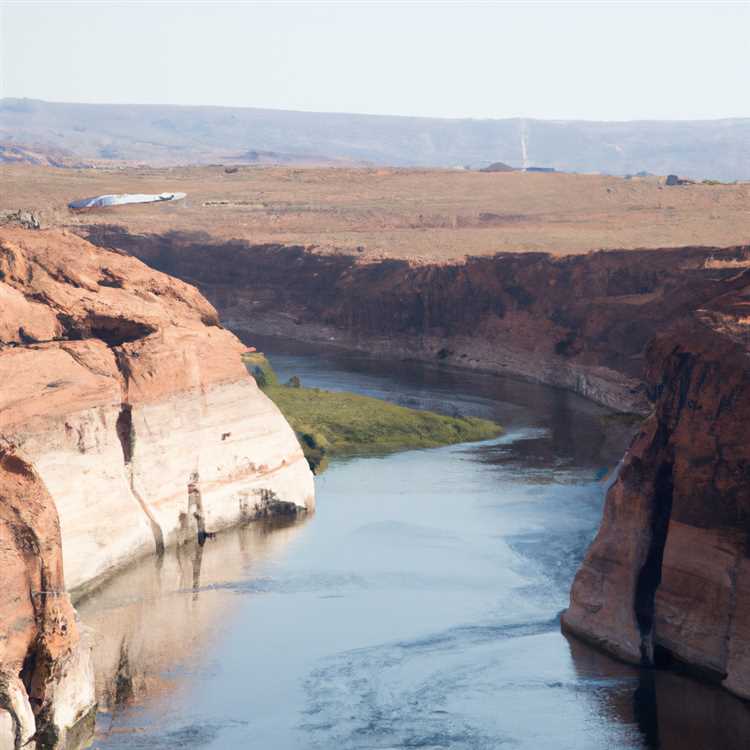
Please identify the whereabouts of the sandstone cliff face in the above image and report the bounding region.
[0,449,94,750]
[563,274,750,698]
[79,227,750,413]
[0,228,314,747]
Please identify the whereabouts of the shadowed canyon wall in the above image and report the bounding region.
[80,226,750,414]
[563,280,750,698]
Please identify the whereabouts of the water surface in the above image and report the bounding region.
[80,341,750,749]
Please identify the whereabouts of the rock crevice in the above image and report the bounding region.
[115,402,165,557]
[633,458,674,664]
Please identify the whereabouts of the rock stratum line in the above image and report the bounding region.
[0,228,314,748]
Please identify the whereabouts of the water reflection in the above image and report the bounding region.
[633,670,661,749]
[76,515,308,741]
[565,614,750,749]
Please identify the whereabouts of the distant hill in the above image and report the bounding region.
[1,98,749,180]
[0,141,90,168]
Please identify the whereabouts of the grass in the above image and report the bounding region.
[243,352,502,473]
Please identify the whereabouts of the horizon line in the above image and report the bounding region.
[3,96,749,125]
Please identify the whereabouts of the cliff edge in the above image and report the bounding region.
[78,227,750,413]
[0,228,314,747]
[563,271,750,698]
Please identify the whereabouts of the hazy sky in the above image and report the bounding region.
[1,1,748,120]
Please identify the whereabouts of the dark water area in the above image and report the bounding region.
[80,337,750,749]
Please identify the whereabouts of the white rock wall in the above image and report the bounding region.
[14,380,313,594]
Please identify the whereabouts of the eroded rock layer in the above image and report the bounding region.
[563,276,750,698]
[0,228,314,747]
[79,227,750,413]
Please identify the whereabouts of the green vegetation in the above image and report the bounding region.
[243,352,502,473]
[245,352,280,388]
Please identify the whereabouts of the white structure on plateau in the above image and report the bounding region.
[68,192,186,210]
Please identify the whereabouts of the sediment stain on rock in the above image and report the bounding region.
[0,227,315,746]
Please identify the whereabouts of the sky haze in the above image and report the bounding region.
[1,1,749,120]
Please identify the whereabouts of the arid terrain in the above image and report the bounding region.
[3,164,749,260]
[2,161,750,746]
[3,163,749,415]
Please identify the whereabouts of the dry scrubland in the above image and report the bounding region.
[3,164,749,261]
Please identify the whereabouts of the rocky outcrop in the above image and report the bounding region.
[0,210,41,230]
[0,228,314,746]
[479,161,515,172]
[562,274,750,698]
[79,227,750,413]
[0,448,94,750]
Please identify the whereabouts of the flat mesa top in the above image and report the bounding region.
[2,164,749,261]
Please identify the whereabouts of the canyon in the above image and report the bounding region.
[1,164,749,743]
[73,217,750,701]
[0,228,314,748]
[78,226,750,415]
[4,4,750,743]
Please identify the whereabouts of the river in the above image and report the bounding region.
[78,339,750,749]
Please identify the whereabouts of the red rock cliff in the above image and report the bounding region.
[0,228,314,747]
[562,273,750,698]
[78,227,750,413]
